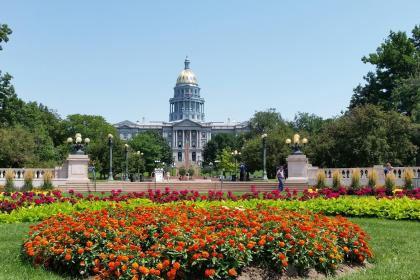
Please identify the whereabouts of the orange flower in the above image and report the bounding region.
[204,268,216,277]
[173,262,181,270]
[64,254,72,261]
[77,248,84,254]
[228,268,237,277]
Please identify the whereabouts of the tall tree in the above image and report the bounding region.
[308,105,417,167]
[202,133,243,166]
[249,108,287,135]
[290,112,325,134]
[128,131,172,174]
[350,25,420,111]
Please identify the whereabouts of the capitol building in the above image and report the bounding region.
[115,58,249,166]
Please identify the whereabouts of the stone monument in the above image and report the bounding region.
[284,134,309,189]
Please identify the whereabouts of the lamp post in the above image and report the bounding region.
[209,162,213,178]
[231,150,241,181]
[67,133,90,155]
[107,134,114,181]
[124,144,130,181]
[136,151,143,182]
[285,134,308,155]
[261,133,268,180]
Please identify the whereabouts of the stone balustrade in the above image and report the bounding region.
[0,168,56,179]
[311,165,420,187]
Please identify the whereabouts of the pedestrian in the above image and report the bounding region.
[384,162,393,175]
[276,166,285,191]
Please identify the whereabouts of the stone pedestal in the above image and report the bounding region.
[66,154,90,183]
[285,154,309,188]
[154,168,164,182]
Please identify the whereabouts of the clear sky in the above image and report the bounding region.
[1,1,420,124]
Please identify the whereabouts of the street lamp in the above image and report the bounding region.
[285,134,308,155]
[231,150,241,181]
[108,134,114,181]
[261,133,268,180]
[124,144,130,181]
[136,151,144,182]
[67,133,90,155]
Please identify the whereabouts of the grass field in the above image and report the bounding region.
[0,218,419,280]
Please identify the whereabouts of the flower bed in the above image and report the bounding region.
[1,187,419,214]
[23,205,372,279]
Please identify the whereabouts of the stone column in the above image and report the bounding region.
[285,154,309,189]
[66,154,90,183]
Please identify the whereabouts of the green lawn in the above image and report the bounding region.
[0,219,419,280]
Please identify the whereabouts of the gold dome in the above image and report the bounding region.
[176,57,198,85]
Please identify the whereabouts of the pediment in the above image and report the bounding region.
[172,119,202,128]
[114,120,137,128]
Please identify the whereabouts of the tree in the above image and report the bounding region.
[290,112,325,134]
[202,133,243,165]
[217,148,236,174]
[307,105,417,167]
[0,24,12,51]
[392,74,420,120]
[61,114,122,178]
[128,131,172,174]
[249,108,287,135]
[0,127,37,167]
[350,25,420,111]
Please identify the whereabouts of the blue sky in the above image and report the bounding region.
[1,1,420,124]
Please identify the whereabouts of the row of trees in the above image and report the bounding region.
[202,25,420,178]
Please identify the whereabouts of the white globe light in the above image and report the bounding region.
[76,137,82,143]
[67,137,73,143]
[108,134,113,139]
[75,133,82,138]
[84,138,91,144]
[302,138,308,144]
[285,138,291,144]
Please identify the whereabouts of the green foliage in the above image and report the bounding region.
[249,108,286,134]
[350,25,420,112]
[0,23,12,51]
[178,166,186,176]
[128,131,172,174]
[332,170,341,191]
[187,167,195,176]
[217,148,236,173]
[307,105,417,167]
[0,199,153,224]
[62,114,121,178]
[189,197,420,220]
[202,133,243,166]
[291,112,325,134]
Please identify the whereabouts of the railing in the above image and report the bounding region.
[0,168,55,179]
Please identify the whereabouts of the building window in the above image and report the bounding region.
[178,141,182,148]
[202,132,206,138]
[178,152,182,162]
[192,152,196,162]
[192,141,196,148]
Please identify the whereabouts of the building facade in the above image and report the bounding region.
[115,58,249,166]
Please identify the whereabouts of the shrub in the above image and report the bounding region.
[367,169,378,188]
[22,170,34,191]
[178,166,186,177]
[403,169,414,190]
[41,170,54,190]
[332,170,341,191]
[316,170,326,189]
[188,167,195,177]
[4,169,15,192]
[385,172,396,195]
[22,205,372,279]
[350,168,361,191]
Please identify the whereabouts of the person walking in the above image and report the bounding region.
[384,162,393,175]
[276,166,285,191]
